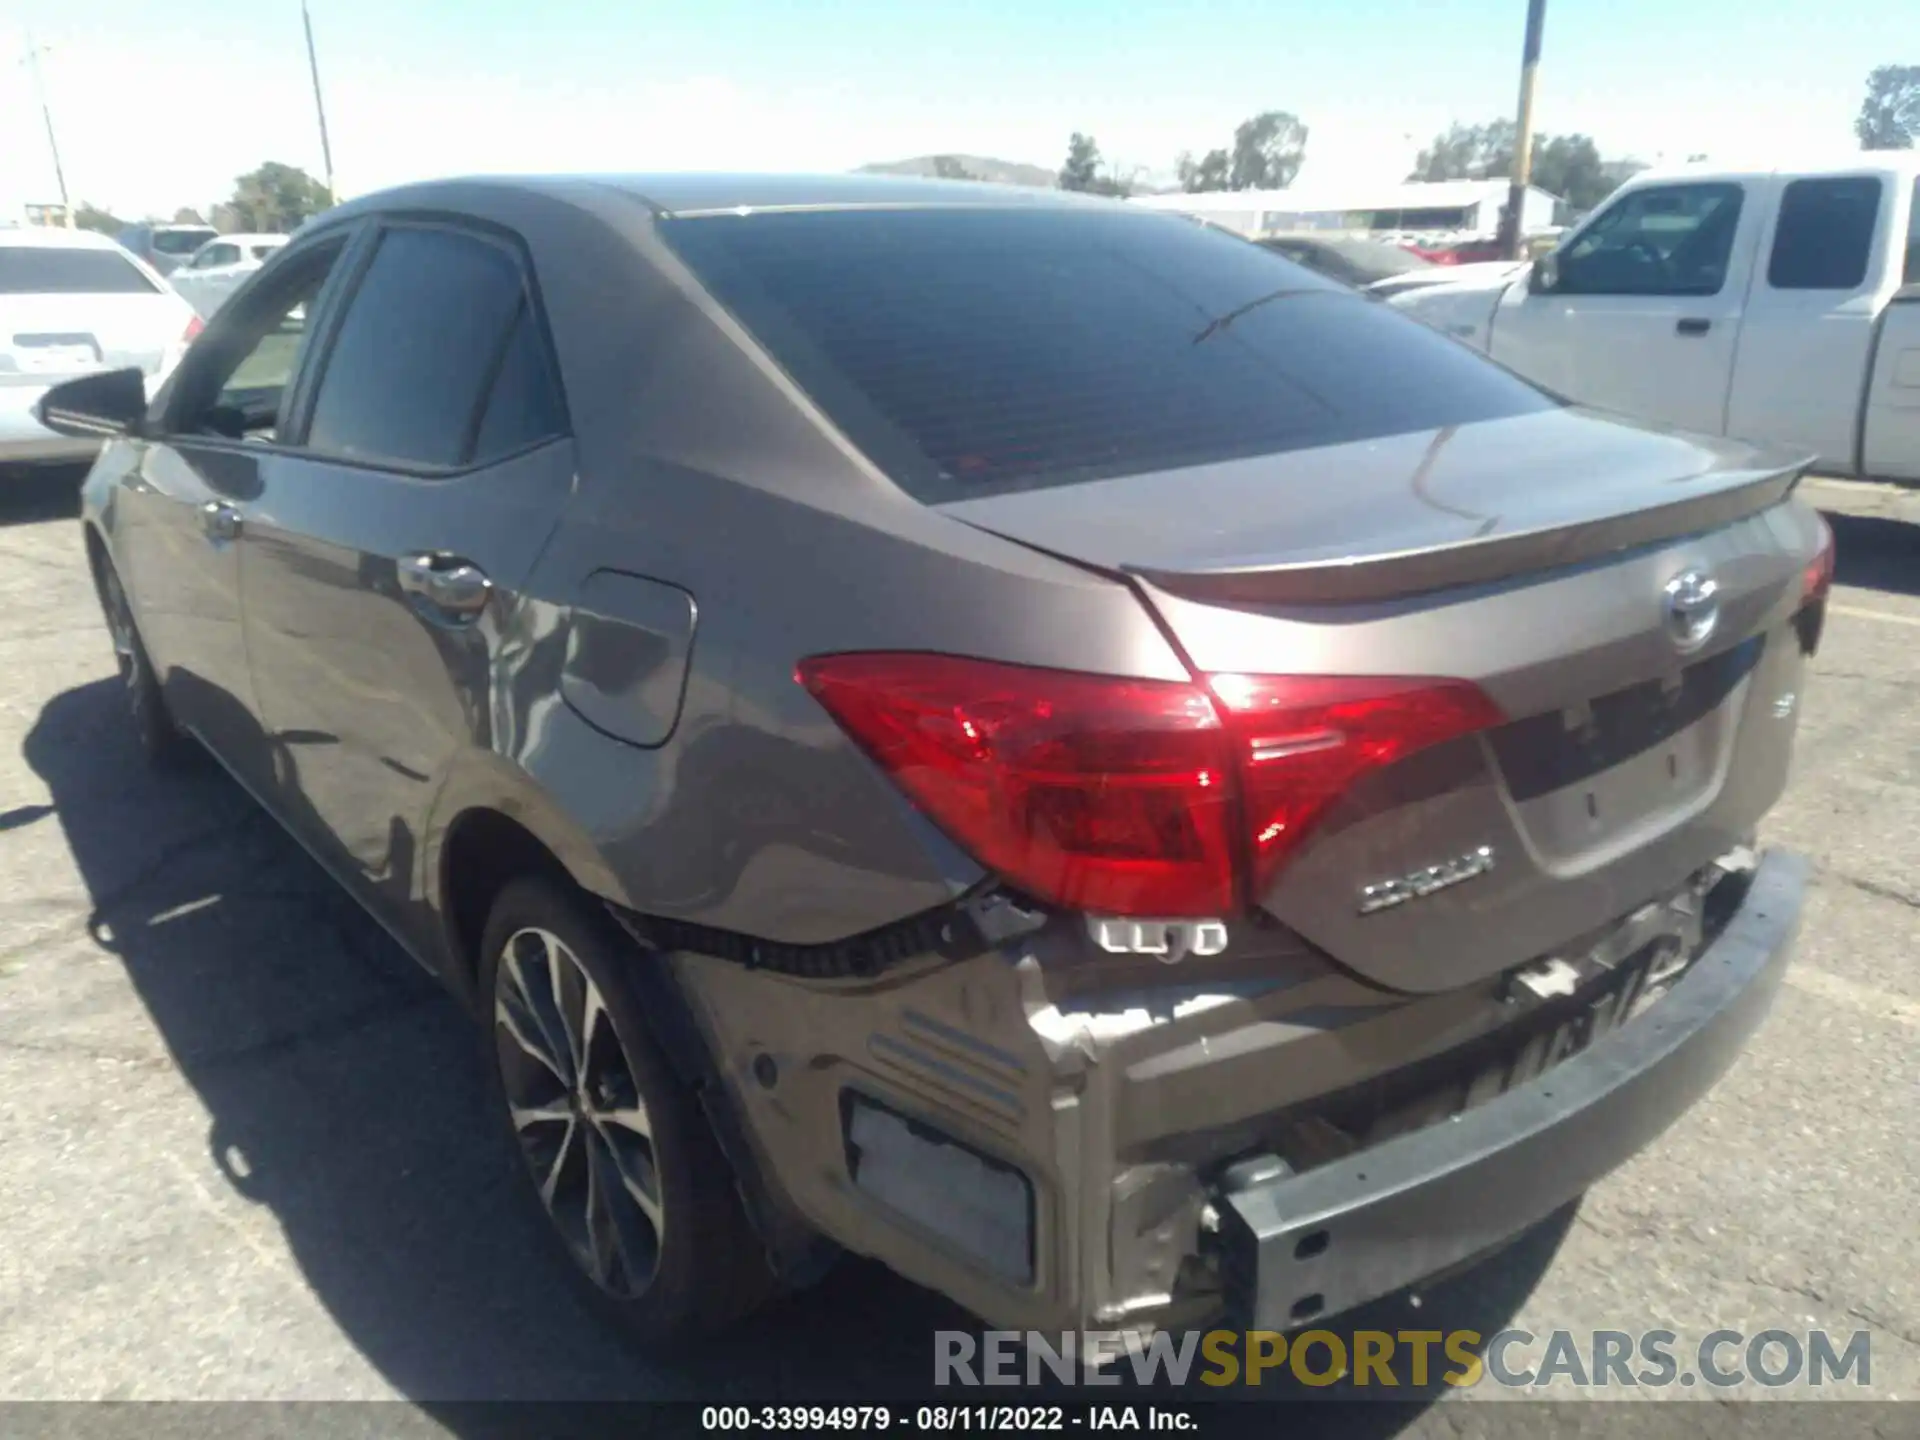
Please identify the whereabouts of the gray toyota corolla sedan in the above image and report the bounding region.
[39,174,1828,1348]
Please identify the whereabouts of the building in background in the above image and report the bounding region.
[1130,178,1565,244]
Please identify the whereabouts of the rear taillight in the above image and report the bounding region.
[1802,513,1834,605]
[1207,673,1506,901]
[797,653,1501,919]
[183,315,205,343]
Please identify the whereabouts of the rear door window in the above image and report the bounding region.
[664,206,1551,500]
[303,225,549,469]
[1767,177,1883,290]
[1906,178,1920,286]
[0,249,159,295]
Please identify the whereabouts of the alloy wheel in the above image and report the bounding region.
[493,926,665,1298]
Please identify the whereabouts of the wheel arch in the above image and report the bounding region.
[425,749,633,1006]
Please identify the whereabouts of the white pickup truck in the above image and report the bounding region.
[1391,157,1920,482]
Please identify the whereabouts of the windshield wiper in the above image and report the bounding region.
[1191,287,1322,345]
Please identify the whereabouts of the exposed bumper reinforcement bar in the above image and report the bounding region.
[1218,849,1807,1329]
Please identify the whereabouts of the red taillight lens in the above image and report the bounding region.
[183,315,205,343]
[797,654,1238,916]
[1802,514,1834,605]
[797,653,1503,919]
[1207,673,1505,901]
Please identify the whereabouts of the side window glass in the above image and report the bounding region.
[304,227,526,468]
[171,238,347,443]
[1768,177,1882,290]
[470,302,568,461]
[1556,183,1745,297]
[1906,179,1920,287]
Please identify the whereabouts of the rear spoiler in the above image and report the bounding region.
[1127,459,1810,608]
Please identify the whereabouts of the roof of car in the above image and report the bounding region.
[328,172,1113,223]
[202,233,290,247]
[0,225,129,251]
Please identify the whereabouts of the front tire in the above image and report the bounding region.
[97,558,191,768]
[479,876,774,1343]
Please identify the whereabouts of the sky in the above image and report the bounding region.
[0,0,1909,220]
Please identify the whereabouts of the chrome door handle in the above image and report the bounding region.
[398,552,492,624]
[201,501,241,542]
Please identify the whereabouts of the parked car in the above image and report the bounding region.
[41,174,1825,1347]
[0,226,200,468]
[115,223,220,277]
[170,233,290,317]
[1391,157,1920,483]
[1255,233,1437,289]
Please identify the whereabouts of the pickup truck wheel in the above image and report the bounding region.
[98,560,191,768]
[479,876,774,1343]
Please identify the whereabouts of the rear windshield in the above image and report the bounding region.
[151,228,218,255]
[0,248,160,296]
[664,206,1553,499]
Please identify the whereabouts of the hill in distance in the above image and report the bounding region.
[857,154,1057,188]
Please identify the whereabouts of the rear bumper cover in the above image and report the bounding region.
[1218,848,1806,1328]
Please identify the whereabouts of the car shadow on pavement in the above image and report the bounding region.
[24,675,1571,1427]
[1827,511,1920,600]
[0,465,86,527]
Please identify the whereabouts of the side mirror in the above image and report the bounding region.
[33,367,148,440]
[1529,255,1560,294]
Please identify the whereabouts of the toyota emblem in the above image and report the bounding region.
[1662,569,1720,653]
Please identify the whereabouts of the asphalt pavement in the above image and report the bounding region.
[0,466,1914,1431]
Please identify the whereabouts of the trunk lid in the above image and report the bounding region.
[941,409,1822,993]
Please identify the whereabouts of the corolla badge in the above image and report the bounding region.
[1662,568,1720,654]
[1358,846,1495,916]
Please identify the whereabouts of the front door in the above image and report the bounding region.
[1490,179,1760,436]
[236,219,575,920]
[113,234,353,793]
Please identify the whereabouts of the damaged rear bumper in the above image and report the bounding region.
[1216,847,1806,1327]
[663,849,1805,1335]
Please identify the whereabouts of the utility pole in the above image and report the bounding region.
[301,1,337,203]
[23,34,72,226]
[1499,0,1547,261]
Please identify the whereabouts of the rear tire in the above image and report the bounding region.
[478,875,775,1343]
[97,558,192,769]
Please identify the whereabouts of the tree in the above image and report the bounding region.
[1530,134,1613,212]
[1057,133,1133,197]
[1228,111,1308,190]
[1409,120,1620,214]
[1408,121,1515,182]
[173,206,206,224]
[1177,148,1231,192]
[227,162,333,233]
[1856,64,1920,150]
[1059,133,1103,191]
[73,203,124,236]
[931,155,978,181]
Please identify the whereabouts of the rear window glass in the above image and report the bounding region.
[0,248,159,295]
[151,228,218,255]
[1768,177,1882,291]
[664,207,1552,499]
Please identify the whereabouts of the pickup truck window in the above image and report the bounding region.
[1768,177,1882,290]
[1907,178,1920,286]
[1554,183,1744,298]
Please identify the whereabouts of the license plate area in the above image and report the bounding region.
[1492,636,1762,865]
[12,332,101,375]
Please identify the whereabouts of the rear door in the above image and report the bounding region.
[1726,174,1898,468]
[1863,177,1920,482]
[237,217,574,919]
[1489,179,1762,434]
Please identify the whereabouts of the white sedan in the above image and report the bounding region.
[169,233,289,318]
[0,226,200,467]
